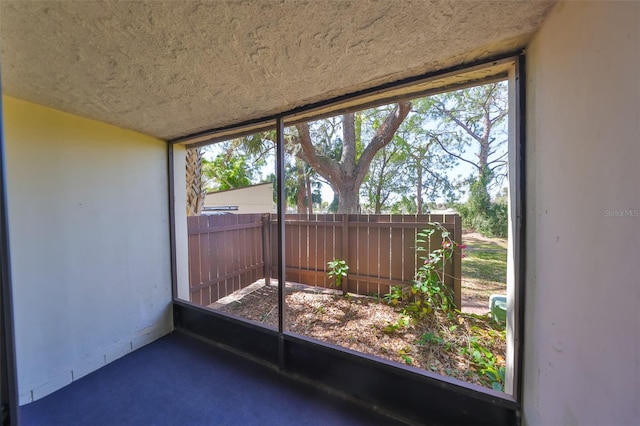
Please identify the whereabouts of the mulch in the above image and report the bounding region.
[218,283,505,388]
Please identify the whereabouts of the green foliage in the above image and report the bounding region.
[203,155,254,191]
[468,169,492,213]
[390,195,417,214]
[360,142,408,213]
[384,222,460,318]
[417,332,444,345]
[383,285,403,306]
[382,314,412,333]
[379,221,507,391]
[457,200,508,238]
[327,259,349,289]
[459,333,506,391]
[399,349,413,366]
[457,168,508,237]
[412,223,458,312]
[202,137,272,192]
[327,193,339,213]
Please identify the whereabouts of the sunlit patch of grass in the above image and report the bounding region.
[463,258,506,283]
[462,234,507,300]
[467,248,507,262]
[465,241,500,252]
[463,278,505,299]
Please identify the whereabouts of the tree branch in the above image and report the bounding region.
[355,101,412,185]
[435,100,483,144]
[434,135,481,172]
[294,123,342,187]
[490,110,508,127]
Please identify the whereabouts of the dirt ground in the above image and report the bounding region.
[218,281,505,388]
[215,230,508,388]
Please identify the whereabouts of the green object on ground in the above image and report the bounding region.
[489,295,507,323]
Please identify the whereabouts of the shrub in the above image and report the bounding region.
[456,191,509,237]
[457,172,508,237]
[459,201,507,237]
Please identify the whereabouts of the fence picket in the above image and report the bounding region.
[187,213,461,308]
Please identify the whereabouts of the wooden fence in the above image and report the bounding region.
[188,213,462,309]
[187,214,266,306]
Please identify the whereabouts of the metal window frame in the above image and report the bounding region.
[0,71,20,426]
[168,52,527,425]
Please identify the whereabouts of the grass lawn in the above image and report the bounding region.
[461,231,508,313]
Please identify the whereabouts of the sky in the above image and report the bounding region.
[204,138,507,208]
[202,82,509,208]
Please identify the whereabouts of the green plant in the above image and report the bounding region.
[417,332,444,345]
[398,347,413,365]
[412,222,460,312]
[454,167,508,238]
[327,259,349,288]
[456,186,508,238]
[383,314,412,333]
[384,222,463,319]
[459,335,506,391]
[383,285,403,306]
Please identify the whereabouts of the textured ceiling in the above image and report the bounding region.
[0,0,555,141]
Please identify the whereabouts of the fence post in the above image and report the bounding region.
[341,214,349,295]
[262,213,271,285]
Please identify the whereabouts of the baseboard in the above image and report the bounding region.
[18,317,173,405]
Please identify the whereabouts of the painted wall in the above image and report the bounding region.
[204,182,275,214]
[2,96,173,404]
[524,2,639,424]
[172,144,190,301]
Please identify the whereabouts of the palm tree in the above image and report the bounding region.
[185,147,205,216]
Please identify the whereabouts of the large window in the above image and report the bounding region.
[171,57,523,408]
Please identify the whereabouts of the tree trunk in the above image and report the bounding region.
[305,172,313,215]
[337,183,360,214]
[296,160,305,213]
[416,163,423,215]
[186,147,205,216]
[294,101,412,214]
[374,186,383,214]
[478,110,491,184]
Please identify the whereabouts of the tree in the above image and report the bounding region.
[185,147,205,216]
[203,155,253,191]
[423,82,509,237]
[185,102,411,215]
[271,160,323,214]
[390,195,418,214]
[293,102,412,213]
[360,142,407,213]
[228,131,324,214]
[393,105,458,214]
[428,82,508,199]
[298,161,322,214]
[458,167,508,237]
[201,140,267,191]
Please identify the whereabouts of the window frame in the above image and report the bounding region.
[168,52,526,424]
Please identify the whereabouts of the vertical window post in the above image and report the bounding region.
[276,116,286,369]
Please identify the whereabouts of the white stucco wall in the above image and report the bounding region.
[524,2,640,425]
[2,96,173,404]
[172,144,190,301]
